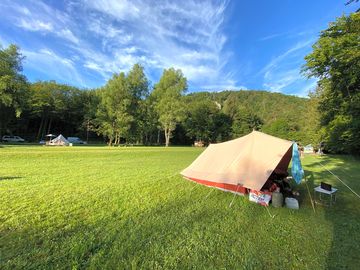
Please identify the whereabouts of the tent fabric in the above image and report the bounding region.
[181,131,293,191]
[49,134,69,146]
[291,143,304,184]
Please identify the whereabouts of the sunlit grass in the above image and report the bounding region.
[0,146,359,269]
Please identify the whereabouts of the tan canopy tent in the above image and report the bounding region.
[181,131,293,194]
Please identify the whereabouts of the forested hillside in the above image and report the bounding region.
[1,12,358,153]
[185,90,314,144]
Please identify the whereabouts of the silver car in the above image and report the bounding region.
[2,135,25,142]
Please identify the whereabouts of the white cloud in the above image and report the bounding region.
[18,18,53,32]
[260,39,316,95]
[59,29,79,44]
[23,48,86,86]
[3,0,79,44]
[1,0,240,89]
[81,0,234,88]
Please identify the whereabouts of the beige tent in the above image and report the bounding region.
[181,131,293,193]
[49,134,70,146]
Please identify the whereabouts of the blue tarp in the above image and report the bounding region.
[291,143,304,184]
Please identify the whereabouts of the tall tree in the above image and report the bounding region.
[303,12,360,153]
[95,73,133,145]
[126,64,149,143]
[152,68,187,147]
[0,44,29,136]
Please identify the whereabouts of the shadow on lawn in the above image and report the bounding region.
[305,156,360,269]
[0,176,22,181]
[1,189,267,269]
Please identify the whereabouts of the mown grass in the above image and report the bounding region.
[0,146,359,269]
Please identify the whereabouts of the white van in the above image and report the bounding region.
[67,137,86,144]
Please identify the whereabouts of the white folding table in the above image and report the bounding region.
[314,186,338,206]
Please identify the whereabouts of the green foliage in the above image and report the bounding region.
[95,73,133,145]
[95,64,150,145]
[303,12,360,154]
[183,99,218,142]
[231,107,263,138]
[152,68,187,146]
[0,45,321,146]
[206,90,312,143]
[0,44,29,136]
[29,81,87,140]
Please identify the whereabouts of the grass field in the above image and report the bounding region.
[0,146,359,269]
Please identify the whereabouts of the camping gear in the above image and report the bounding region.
[291,143,304,184]
[304,144,314,154]
[318,161,360,200]
[271,191,283,207]
[181,131,293,195]
[314,186,338,206]
[321,182,332,191]
[49,134,69,146]
[249,190,272,206]
[285,197,299,209]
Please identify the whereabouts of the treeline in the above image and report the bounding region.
[0,47,315,146]
[0,12,358,153]
[303,12,360,154]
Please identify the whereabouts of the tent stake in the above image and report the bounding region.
[304,174,316,213]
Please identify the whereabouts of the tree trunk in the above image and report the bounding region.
[36,114,45,140]
[164,128,170,147]
[42,117,49,139]
[47,117,52,134]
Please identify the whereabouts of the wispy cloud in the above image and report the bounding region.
[23,48,85,86]
[259,32,288,41]
[2,0,79,45]
[0,0,237,90]
[17,18,53,32]
[259,38,316,94]
[77,0,233,89]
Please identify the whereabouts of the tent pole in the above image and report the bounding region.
[204,188,215,199]
[265,206,275,218]
[304,174,316,213]
[229,185,240,208]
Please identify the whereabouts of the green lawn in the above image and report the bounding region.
[0,146,359,269]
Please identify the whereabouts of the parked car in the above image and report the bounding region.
[67,137,87,144]
[2,135,25,142]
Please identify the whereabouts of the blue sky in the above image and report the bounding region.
[0,0,358,96]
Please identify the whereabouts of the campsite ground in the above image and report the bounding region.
[0,146,359,269]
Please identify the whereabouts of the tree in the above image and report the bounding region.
[152,68,187,146]
[126,64,149,143]
[303,12,360,153]
[231,107,263,138]
[184,99,218,142]
[95,73,133,145]
[29,81,84,140]
[0,44,29,136]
